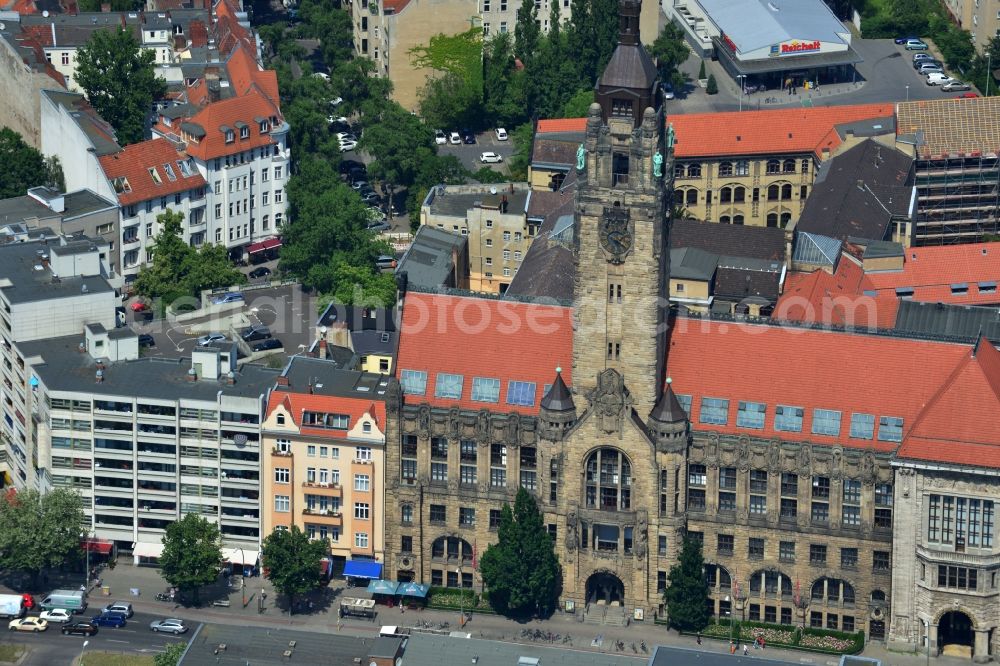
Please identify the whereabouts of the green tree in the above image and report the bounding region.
[649,22,691,90]
[405,154,468,228]
[153,643,186,666]
[418,71,483,131]
[560,88,594,118]
[159,513,222,603]
[514,0,540,64]
[698,59,706,80]
[483,34,527,126]
[664,535,710,631]
[261,526,327,611]
[0,128,64,198]
[505,122,536,181]
[328,263,398,307]
[0,489,84,588]
[410,29,484,128]
[134,209,246,307]
[706,74,718,95]
[77,0,142,10]
[75,27,167,145]
[360,103,436,190]
[479,487,561,618]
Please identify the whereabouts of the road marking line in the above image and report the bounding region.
[107,639,131,644]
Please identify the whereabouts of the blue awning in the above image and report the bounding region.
[344,560,382,580]
[367,579,399,595]
[398,582,430,598]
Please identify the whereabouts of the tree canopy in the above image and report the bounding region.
[664,535,710,631]
[159,513,222,601]
[134,209,246,308]
[479,487,562,618]
[75,27,167,145]
[0,489,84,587]
[0,128,64,198]
[261,525,327,609]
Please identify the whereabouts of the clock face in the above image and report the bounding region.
[599,207,632,264]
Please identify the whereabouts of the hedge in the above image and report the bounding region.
[697,618,864,655]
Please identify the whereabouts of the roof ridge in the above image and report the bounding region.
[905,344,976,442]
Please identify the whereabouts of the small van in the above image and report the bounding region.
[926,73,954,86]
[41,590,87,615]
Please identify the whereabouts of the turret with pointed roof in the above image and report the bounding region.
[647,377,689,452]
[539,367,576,440]
[594,0,659,128]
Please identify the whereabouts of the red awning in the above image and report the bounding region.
[81,538,113,554]
[247,237,282,254]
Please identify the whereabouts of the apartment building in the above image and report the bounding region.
[896,97,1000,246]
[0,238,117,492]
[98,139,208,282]
[942,0,1000,54]
[23,334,277,556]
[419,183,534,293]
[261,357,389,573]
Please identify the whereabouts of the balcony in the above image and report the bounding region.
[302,508,343,525]
[271,447,292,457]
[302,481,342,496]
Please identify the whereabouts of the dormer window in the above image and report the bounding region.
[259,120,269,134]
[240,126,250,139]
[224,130,235,144]
[148,168,162,185]
[162,163,177,181]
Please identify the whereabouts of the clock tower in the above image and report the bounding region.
[572,0,674,417]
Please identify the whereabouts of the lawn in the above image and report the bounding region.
[81,652,156,666]
[0,645,24,663]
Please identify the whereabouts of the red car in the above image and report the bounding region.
[129,301,149,312]
[958,92,979,98]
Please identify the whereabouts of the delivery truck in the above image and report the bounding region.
[0,594,26,619]
[40,589,87,614]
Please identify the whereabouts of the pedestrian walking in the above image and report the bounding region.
[743,644,749,656]
[697,633,702,645]
[730,641,736,655]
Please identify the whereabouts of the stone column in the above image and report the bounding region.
[973,629,990,664]
[928,622,939,657]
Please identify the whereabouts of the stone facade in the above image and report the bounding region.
[889,464,1000,662]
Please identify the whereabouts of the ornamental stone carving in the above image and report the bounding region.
[590,369,630,434]
[417,404,431,437]
[566,507,578,551]
[831,447,843,480]
[706,433,720,469]
[737,437,751,472]
[448,407,461,437]
[506,414,521,446]
[861,451,877,486]
[767,442,781,473]
[635,511,648,559]
[476,410,491,443]
[798,445,812,474]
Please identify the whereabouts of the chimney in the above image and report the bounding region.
[276,376,289,387]
[225,371,236,386]
[187,368,197,382]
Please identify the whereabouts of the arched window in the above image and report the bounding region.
[686,189,698,205]
[733,186,746,203]
[783,159,796,173]
[719,162,734,177]
[704,564,732,590]
[749,570,792,597]
[674,164,686,179]
[687,164,702,178]
[780,212,792,228]
[811,578,855,605]
[720,187,732,203]
[766,213,778,227]
[767,184,779,200]
[801,159,810,174]
[781,184,792,200]
[431,536,474,564]
[720,215,731,224]
[674,189,685,202]
[733,215,745,225]
[766,159,781,174]
[584,448,632,511]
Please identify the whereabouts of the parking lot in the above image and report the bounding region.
[126,284,320,365]
[436,130,515,175]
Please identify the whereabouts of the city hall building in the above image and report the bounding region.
[668,0,862,89]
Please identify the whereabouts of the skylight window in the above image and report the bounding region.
[111,177,132,194]
[162,163,177,181]
[676,394,692,417]
[811,409,842,437]
[877,416,903,442]
[176,159,193,177]
[950,283,968,295]
[434,373,464,400]
[471,377,500,403]
[506,381,536,407]
[699,397,728,425]
[737,401,766,429]
[148,168,162,184]
[399,369,427,396]
[979,282,997,293]
[774,405,804,432]
[849,413,875,440]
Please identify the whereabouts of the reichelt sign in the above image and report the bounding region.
[769,39,821,56]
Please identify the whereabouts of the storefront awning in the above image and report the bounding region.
[133,542,164,558]
[367,579,400,595]
[397,582,430,598]
[714,37,864,75]
[81,538,113,554]
[343,560,382,580]
[221,548,258,566]
[247,237,282,254]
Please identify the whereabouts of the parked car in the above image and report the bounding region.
[462,130,476,144]
[434,129,447,145]
[895,35,920,44]
[211,292,244,305]
[661,82,675,99]
[90,613,126,628]
[149,618,188,635]
[197,333,226,347]
[339,140,358,152]
[61,622,97,636]
[129,301,149,313]
[241,325,271,342]
[958,91,980,98]
[38,609,72,624]
[366,221,391,233]
[137,333,155,348]
[941,80,972,92]
[905,39,929,50]
[351,180,369,191]
[480,151,503,164]
[312,72,330,81]
[912,52,934,62]
[916,63,943,75]
[495,127,508,141]
[448,131,462,145]
[102,602,133,618]
[248,266,272,279]
[252,338,282,353]
[329,96,344,106]
[926,73,955,86]
[339,160,363,174]
[8,617,47,632]
[335,131,357,142]
[376,255,397,270]
[913,59,942,71]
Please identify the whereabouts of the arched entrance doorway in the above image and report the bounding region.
[938,611,974,658]
[586,571,624,605]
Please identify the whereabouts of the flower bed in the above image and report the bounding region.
[694,619,863,655]
[426,587,496,613]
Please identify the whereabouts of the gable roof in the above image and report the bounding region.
[796,139,914,242]
[670,218,785,261]
[775,257,898,328]
[665,316,972,452]
[899,338,1000,469]
[394,292,573,415]
[669,104,895,159]
[98,139,206,206]
[864,242,1000,306]
[226,43,279,103]
[180,89,281,161]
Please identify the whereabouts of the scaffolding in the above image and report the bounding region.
[913,148,1000,246]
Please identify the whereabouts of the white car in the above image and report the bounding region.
[449,131,462,145]
[312,72,330,81]
[495,127,508,141]
[925,73,955,86]
[8,617,47,632]
[434,129,447,145]
[327,115,348,125]
[197,333,226,347]
[339,140,358,152]
[335,132,357,141]
[38,609,72,624]
[480,151,503,164]
[329,96,344,106]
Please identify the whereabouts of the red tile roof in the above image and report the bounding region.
[865,242,1000,306]
[394,292,573,414]
[98,139,206,206]
[537,118,587,134]
[899,338,1000,468]
[669,104,895,159]
[226,43,279,104]
[188,19,208,48]
[181,89,281,161]
[665,317,972,452]
[213,0,254,56]
[775,257,899,328]
[266,391,386,440]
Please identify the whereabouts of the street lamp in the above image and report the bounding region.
[906,85,910,103]
[724,595,734,646]
[736,75,747,112]
[81,531,90,591]
[80,639,89,665]
[236,546,247,608]
[457,566,465,627]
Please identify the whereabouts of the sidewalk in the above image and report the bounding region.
[12,563,971,666]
